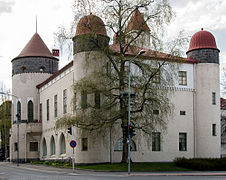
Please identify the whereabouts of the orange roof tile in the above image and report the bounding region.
[14,33,56,60]
[125,9,150,33]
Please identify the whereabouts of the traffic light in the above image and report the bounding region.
[67,127,72,135]
[129,125,135,137]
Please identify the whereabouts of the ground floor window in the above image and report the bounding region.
[179,133,187,151]
[114,137,136,151]
[14,142,18,151]
[42,138,47,157]
[60,133,66,154]
[152,132,161,151]
[82,138,88,151]
[30,142,38,152]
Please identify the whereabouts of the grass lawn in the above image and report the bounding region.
[31,161,191,172]
[78,162,192,172]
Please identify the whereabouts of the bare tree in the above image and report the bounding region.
[56,0,187,163]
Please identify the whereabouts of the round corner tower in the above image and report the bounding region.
[186,29,220,158]
[10,33,59,162]
[72,14,110,163]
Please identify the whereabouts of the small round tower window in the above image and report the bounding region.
[40,67,45,72]
[21,67,26,72]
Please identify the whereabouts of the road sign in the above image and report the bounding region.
[69,140,77,148]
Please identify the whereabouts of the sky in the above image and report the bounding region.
[0,0,226,94]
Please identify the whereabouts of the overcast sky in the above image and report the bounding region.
[0,0,225,94]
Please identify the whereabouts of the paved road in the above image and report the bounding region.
[1,162,226,180]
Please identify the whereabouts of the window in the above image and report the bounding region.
[152,132,161,151]
[42,138,47,157]
[40,66,45,72]
[152,68,160,83]
[30,142,38,152]
[27,100,34,122]
[180,111,186,115]
[39,103,42,121]
[81,91,87,109]
[50,136,56,155]
[82,138,88,151]
[212,124,217,136]
[60,134,66,154]
[106,62,111,76]
[179,133,187,151]
[46,99,49,121]
[95,90,100,108]
[179,71,187,86]
[114,137,136,151]
[212,92,216,105]
[17,101,21,117]
[21,66,26,73]
[14,142,18,151]
[153,110,159,115]
[54,95,57,117]
[63,89,67,114]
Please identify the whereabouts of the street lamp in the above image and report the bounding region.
[127,50,145,175]
[0,92,20,166]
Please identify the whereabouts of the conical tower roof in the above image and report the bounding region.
[14,33,55,60]
[125,9,150,33]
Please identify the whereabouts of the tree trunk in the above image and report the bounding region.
[121,125,128,163]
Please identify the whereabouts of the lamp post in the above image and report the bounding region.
[127,50,145,175]
[0,92,20,166]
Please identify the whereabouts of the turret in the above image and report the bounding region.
[187,29,220,158]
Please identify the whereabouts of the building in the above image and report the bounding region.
[10,10,221,163]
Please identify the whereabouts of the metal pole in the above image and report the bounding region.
[127,50,145,175]
[72,126,75,173]
[17,121,19,166]
[128,59,131,175]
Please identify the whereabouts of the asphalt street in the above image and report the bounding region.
[1,162,226,180]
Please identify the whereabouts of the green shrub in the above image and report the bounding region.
[174,157,226,171]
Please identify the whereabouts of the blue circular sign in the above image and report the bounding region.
[70,140,77,148]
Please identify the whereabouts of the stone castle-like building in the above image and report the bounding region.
[10,10,221,163]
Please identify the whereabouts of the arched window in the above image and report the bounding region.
[17,101,21,117]
[42,138,47,157]
[40,66,45,72]
[27,100,33,122]
[59,133,66,155]
[21,66,26,73]
[114,137,136,151]
[50,136,55,156]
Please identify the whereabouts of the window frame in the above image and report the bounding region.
[178,71,187,86]
[179,132,187,151]
[29,142,38,152]
[152,132,161,151]
[54,94,58,117]
[212,92,216,105]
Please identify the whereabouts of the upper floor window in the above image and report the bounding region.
[21,66,27,73]
[39,103,42,121]
[17,101,21,117]
[81,91,87,109]
[94,90,100,108]
[179,71,187,86]
[27,100,33,122]
[152,68,160,84]
[54,95,58,117]
[212,124,217,136]
[180,111,186,115]
[40,66,45,72]
[46,99,49,121]
[212,92,216,105]
[63,89,67,114]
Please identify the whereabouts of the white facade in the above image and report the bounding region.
[10,13,221,163]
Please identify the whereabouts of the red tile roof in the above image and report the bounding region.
[37,45,197,89]
[125,8,150,33]
[187,30,219,53]
[110,44,198,64]
[36,61,73,89]
[75,14,107,37]
[13,33,57,60]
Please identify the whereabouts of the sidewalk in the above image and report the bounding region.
[2,162,226,177]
